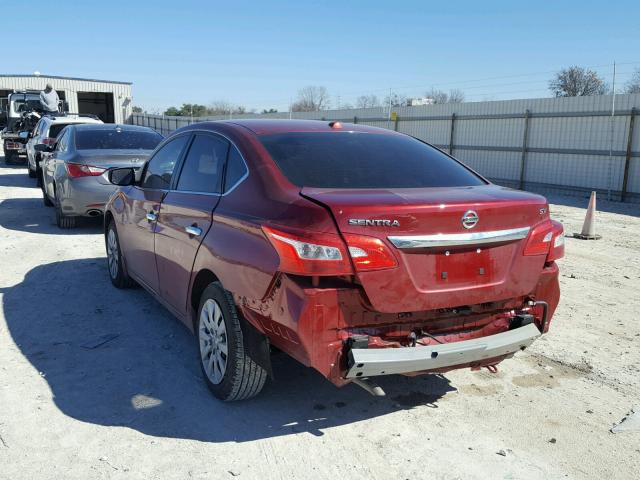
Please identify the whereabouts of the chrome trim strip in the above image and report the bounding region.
[388,226,530,249]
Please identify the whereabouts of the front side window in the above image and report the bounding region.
[176,134,229,194]
[259,132,486,189]
[141,135,190,189]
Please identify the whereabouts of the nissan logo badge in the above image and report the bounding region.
[461,210,479,229]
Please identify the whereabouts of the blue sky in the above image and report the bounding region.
[5,0,640,112]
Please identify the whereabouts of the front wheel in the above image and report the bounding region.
[197,283,267,401]
[28,163,36,178]
[106,221,136,288]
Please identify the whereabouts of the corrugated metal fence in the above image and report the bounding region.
[131,94,640,203]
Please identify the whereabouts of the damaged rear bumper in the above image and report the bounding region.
[346,323,541,378]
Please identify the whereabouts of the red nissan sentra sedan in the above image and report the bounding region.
[104,119,563,401]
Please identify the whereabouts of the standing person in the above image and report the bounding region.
[39,83,59,114]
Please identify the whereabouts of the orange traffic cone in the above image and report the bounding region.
[574,191,601,240]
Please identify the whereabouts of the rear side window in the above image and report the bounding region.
[259,132,485,189]
[76,129,163,150]
[224,145,248,192]
[176,134,229,194]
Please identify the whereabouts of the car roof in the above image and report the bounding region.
[71,124,157,132]
[43,116,103,125]
[183,119,397,136]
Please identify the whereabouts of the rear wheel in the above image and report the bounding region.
[197,283,267,401]
[54,186,75,229]
[4,150,17,165]
[42,186,53,207]
[106,221,135,288]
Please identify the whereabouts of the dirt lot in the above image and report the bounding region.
[0,161,638,479]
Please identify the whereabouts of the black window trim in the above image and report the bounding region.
[165,128,250,197]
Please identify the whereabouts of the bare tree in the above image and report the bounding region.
[424,88,465,104]
[208,100,246,115]
[626,68,640,94]
[384,92,409,107]
[425,88,449,104]
[356,94,380,108]
[549,66,606,97]
[291,86,330,112]
[448,89,465,103]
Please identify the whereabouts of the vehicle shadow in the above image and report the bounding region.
[0,197,103,234]
[2,258,456,442]
[0,171,38,188]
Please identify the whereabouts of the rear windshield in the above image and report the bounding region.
[259,132,485,188]
[75,129,163,150]
[49,124,75,138]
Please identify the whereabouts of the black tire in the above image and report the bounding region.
[28,163,36,178]
[106,220,136,288]
[197,282,267,401]
[54,186,75,229]
[4,150,17,165]
[43,186,53,207]
[36,156,43,187]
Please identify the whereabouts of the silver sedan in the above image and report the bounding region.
[40,124,163,228]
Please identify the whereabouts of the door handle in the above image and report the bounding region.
[185,225,202,237]
[146,211,157,222]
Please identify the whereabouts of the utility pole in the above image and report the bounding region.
[607,61,616,201]
[388,88,392,129]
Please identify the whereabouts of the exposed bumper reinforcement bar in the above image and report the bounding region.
[345,323,541,379]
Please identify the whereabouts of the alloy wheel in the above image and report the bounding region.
[107,229,119,279]
[199,299,228,385]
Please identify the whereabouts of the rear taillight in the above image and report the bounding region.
[523,220,564,262]
[343,234,398,271]
[523,222,553,256]
[66,163,107,178]
[546,220,565,262]
[262,226,353,276]
[42,137,56,146]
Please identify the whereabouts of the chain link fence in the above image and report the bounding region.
[131,93,640,203]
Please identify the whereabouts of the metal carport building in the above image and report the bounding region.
[0,74,132,124]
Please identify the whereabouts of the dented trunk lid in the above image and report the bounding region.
[302,184,550,313]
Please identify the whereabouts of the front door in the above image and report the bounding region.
[155,133,229,314]
[118,134,191,292]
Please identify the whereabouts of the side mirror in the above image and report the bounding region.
[19,131,29,139]
[34,144,53,152]
[109,167,136,186]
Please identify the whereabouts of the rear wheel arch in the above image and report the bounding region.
[191,269,220,329]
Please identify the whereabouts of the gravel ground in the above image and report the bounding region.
[0,161,638,480]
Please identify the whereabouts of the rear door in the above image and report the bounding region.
[155,132,229,314]
[118,134,191,293]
